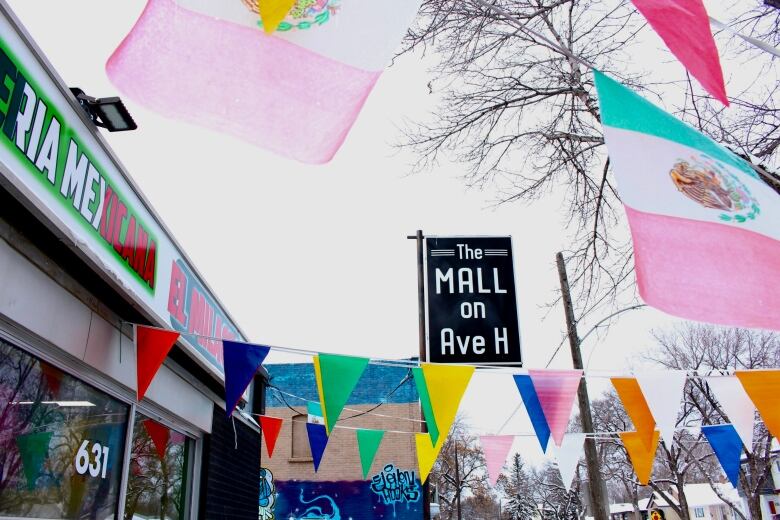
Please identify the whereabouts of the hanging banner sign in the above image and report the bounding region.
[424,236,522,365]
[0,5,243,379]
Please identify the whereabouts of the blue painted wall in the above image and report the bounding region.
[265,361,419,407]
[274,476,424,520]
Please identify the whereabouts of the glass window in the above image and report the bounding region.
[0,338,129,518]
[124,412,190,519]
[694,507,705,518]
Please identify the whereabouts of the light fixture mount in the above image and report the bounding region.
[70,87,137,132]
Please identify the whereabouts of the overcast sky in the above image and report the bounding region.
[7,0,754,445]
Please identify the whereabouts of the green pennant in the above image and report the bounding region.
[412,367,439,445]
[356,429,385,479]
[15,431,52,490]
[316,354,370,434]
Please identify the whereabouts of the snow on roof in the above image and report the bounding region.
[684,483,741,507]
[610,503,635,514]
[637,498,651,511]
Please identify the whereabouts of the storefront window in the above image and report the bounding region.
[124,413,190,519]
[0,338,129,518]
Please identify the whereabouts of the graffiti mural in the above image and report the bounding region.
[370,464,421,505]
[275,479,424,519]
[259,468,276,520]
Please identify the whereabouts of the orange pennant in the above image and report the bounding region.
[612,377,656,449]
[620,430,659,485]
[735,370,780,440]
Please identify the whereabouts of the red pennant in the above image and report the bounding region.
[143,419,170,460]
[135,326,179,400]
[259,416,283,458]
[40,362,62,396]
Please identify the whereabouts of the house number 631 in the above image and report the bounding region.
[74,440,109,478]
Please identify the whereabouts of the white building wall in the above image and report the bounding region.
[0,236,213,433]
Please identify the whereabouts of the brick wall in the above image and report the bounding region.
[200,405,261,519]
[264,402,422,482]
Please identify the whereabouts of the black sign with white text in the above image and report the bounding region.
[425,236,522,365]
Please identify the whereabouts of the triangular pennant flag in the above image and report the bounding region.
[357,429,385,479]
[514,374,550,452]
[413,367,440,445]
[143,419,170,460]
[735,370,780,441]
[314,354,370,434]
[135,325,180,400]
[701,424,742,488]
[552,433,586,492]
[421,363,475,444]
[480,435,514,487]
[306,423,329,472]
[612,377,656,449]
[630,0,728,105]
[223,340,271,417]
[40,362,62,396]
[528,370,582,448]
[705,376,755,452]
[15,431,52,490]
[257,0,297,34]
[636,370,687,447]
[415,432,445,484]
[620,430,660,485]
[513,374,551,452]
[259,416,284,458]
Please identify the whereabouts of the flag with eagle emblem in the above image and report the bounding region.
[106,0,421,163]
[594,70,780,331]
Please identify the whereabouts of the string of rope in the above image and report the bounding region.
[268,381,426,423]
[127,322,774,379]
[264,376,767,439]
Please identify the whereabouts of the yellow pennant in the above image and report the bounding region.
[313,355,329,430]
[415,433,445,484]
[612,377,656,449]
[258,0,297,34]
[421,363,475,441]
[620,430,660,485]
[735,370,780,440]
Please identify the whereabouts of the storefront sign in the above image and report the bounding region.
[0,8,242,378]
[425,236,522,365]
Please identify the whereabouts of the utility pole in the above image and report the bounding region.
[556,252,609,520]
[409,230,432,520]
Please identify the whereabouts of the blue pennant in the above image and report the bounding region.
[307,423,329,472]
[223,340,271,417]
[702,424,743,488]
[513,374,551,452]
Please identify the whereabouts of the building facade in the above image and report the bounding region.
[0,2,265,518]
[263,362,425,520]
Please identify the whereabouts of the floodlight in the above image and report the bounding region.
[70,87,137,132]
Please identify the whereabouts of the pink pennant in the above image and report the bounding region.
[528,370,582,448]
[480,435,514,486]
[631,0,728,105]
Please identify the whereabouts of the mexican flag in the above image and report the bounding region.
[594,71,780,331]
[107,0,421,164]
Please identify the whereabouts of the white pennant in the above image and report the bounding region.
[551,433,585,492]
[636,370,687,446]
[706,376,755,452]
